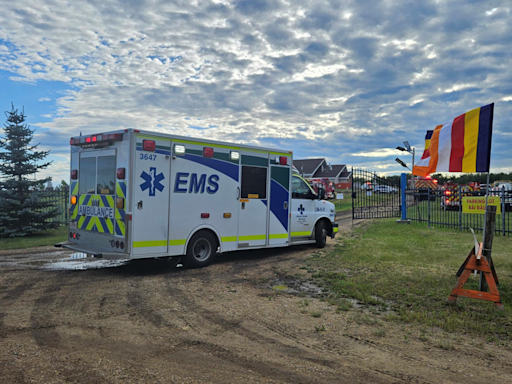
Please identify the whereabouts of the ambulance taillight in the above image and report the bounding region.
[71,170,78,180]
[117,168,125,179]
[279,156,288,165]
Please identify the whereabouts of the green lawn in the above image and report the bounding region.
[306,219,512,342]
[0,226,68,250]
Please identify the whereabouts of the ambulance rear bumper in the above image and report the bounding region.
[55,241,129,260]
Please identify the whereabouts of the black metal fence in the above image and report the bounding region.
[37,187,69,225]
[406,187,511,236]
[352,168,401,219]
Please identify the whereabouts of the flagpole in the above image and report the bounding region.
[479,172,491,291]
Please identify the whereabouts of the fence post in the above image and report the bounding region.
[427,187,431,227]
[401,173,407,220]
[396,173,410,224]
[502,187,506,236]
[64,187,69,224]
[458,185,462,231]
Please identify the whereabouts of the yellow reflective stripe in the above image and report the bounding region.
[269,234,288,239]
[72,182,78,195]
[221,236,237,242]
[172,138,291,156]
[291,231,311,237]
[239,235,266,241]
[86,217,96,230]
[169,239,186,246]
[462,107,481,173]
[116,183,125,198]
[116,219,125,234]
[135,134,172,141]
[133,240,167,248]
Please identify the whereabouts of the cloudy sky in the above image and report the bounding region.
[1,0,511,183]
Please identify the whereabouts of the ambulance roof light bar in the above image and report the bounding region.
[70,133,123,146]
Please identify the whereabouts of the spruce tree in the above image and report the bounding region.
[0,104,60,237]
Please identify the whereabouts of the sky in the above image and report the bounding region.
[1,0,511,184]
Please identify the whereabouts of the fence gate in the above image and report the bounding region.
[352,168,401,219]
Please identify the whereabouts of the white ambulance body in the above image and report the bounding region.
[57,129,338,267]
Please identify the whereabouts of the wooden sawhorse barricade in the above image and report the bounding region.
[448,243,502,309]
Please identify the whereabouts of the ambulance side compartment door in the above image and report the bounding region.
[132,136,171,256]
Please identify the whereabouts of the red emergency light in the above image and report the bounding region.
[203,147,214,158]
[143,140,156,151]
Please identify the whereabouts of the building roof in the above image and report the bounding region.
[293,158,325,175]
[338,170,352,179]
[312,164,346,178]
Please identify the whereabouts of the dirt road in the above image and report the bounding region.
[1,221,512,383]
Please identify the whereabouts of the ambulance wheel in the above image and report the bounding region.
[315,221,327,248]
[186,231,217,268]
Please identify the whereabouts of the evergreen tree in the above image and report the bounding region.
[0,104,59,237]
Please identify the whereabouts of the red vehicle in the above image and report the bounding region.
[309,178,335,199]
[441,182,481,210]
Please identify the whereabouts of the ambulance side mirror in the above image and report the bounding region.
[317,187,326,200]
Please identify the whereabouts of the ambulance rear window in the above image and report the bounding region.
[78,155,115,195]
[79,157,96,194]
[97,156,116,195]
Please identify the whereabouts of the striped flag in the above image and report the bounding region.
[413,103,494,177]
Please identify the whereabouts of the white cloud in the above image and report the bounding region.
[0,0,511,177]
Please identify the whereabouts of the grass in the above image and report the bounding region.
[307,219,512,341]
[0,226,68,250]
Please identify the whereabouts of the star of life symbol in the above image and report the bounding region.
[298,204,305,215]
[140,167,165,196]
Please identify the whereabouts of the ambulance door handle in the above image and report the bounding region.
[284,201,288,210]
[137,200,143,210]
[237,187,240,200]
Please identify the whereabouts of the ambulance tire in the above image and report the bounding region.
[315,221,327,248]
[185,231,217,268]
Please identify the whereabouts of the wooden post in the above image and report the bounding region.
[479,205,497,291]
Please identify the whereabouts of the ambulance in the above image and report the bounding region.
[56,129,339,267]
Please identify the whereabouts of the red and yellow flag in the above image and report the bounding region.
[413,104,494,177]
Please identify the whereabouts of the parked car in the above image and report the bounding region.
[374,185,398,194]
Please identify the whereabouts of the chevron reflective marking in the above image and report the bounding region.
[115,181,126,237]
[77,194,115,234]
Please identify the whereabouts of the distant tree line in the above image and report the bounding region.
[358,172,512,186]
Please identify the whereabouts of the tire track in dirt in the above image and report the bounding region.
[164,283,386,383]
[1,280,37,301]
[29,278,65,348]
[0,312,5,332]
[176,339,340,384]
[126,280,180,331]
